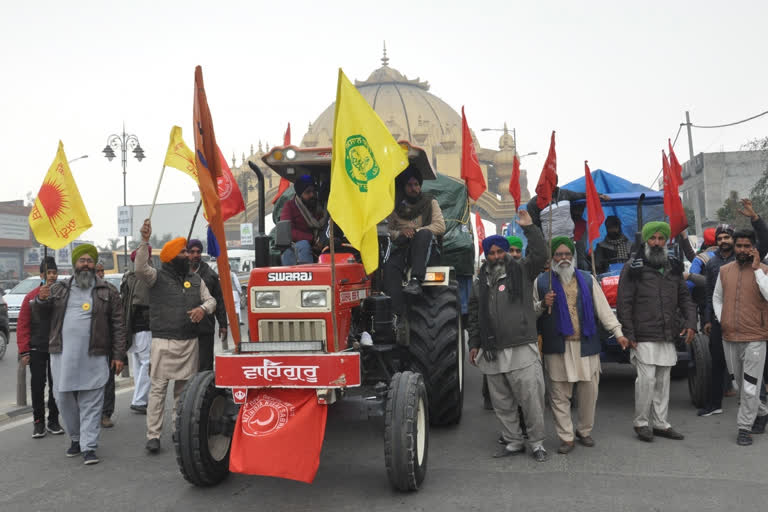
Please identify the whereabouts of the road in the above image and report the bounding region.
[1,356,768,511]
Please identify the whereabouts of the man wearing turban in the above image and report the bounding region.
[617,221,696,442]
[468,210,550,462]
[534,236,627,453]
[279,175,328,265]
[506,235,523,260]
[135,220,217,454]
[595,215,632,274]
[34,244,127,465]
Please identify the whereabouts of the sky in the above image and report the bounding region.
[2,0,768,245]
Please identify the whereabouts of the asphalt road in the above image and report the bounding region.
[2,355,768,512]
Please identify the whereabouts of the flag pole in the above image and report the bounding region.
[187,200,202,242]
[547,204,553,314]
[329,218,339,352]
[590,249,597,277]
[148,165,167,220]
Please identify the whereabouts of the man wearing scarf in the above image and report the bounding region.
[280,175,328,265]
[595,215,632,274]
[617,222,696,442]
[712,229,768,445]
[135,220,216,454]
[383,168,445,325]
[468,210,549,462]
[533,236,627,454]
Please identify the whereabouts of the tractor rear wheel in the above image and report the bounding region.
[384,371,429,492]
[174,371,234,486]
[688,333,711,408]
[408,282,464,426]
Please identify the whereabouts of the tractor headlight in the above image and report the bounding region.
[254,291,280,308]
[301,290,327,308]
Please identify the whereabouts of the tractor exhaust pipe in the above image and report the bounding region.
[248,160,270,268]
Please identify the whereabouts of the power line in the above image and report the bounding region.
[691,109,768,129]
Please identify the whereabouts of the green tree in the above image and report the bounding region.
[717,191,751,229]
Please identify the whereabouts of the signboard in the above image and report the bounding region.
[215,353,361,389]
[0,213,30,240]
[117,206,132,238]
[240,223,253,246]
[25,247,42,266]
[56,246,71,267]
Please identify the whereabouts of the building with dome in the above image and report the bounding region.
[224,49,531,243]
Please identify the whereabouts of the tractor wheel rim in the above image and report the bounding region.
[207,395,231,461]
[416,395,426,465]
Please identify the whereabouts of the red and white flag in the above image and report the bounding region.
[272,122,293,204]
[509,153,521,210]
[535,131,558,210]
[475,211,486,255]
[460,107,487,201]
[229,389,328,483]
[584,161,605,254]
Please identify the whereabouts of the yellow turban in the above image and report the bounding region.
[160,237,188,263]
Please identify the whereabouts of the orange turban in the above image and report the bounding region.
[160,237,188,263]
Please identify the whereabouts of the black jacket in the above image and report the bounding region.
[194,261,227,335]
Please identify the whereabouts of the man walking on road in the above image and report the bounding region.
[135,220,216,453]
[712,229,768,446]
[121,246,153,414]
[96,261,119,429]
[534,236,628,454]
[35,244,126,465]
[468,210,549,462]
[616,222,696,442]
[187,239,227,371]
[17,256,64,438]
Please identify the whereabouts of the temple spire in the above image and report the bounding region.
[381,41,389,67]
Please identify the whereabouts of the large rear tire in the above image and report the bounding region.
[384,371,429,492]
[174,371,234,486]
[688,333,711,408]
[408,282,464,426]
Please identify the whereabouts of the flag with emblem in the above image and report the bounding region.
[28,141,92,250]
[215,147,245,222]
[163,126,199,183]
[328,68,409,274]
[229,389,328,483]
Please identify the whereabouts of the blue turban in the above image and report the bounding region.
[482,235,509,255]
[294,175,314,195]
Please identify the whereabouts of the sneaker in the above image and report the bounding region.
[697,406,723,417]
[532,447,549,462]
[82,450,100,465]
[101,415,114,428]
[737,429,753,446]
[403,278,422,296]
[653,427,685,440]
[634,426,654,442]
[130,404,147,415]
[47,420,64,435]
[752,414,768,434]
[146,438,160,453]
[32,421,46,439]
[66,441,81,457]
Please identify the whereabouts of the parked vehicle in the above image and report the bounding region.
[5,275,68,329]
[0,292,9,359]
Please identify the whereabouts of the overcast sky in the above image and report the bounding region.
[2,0,767,244]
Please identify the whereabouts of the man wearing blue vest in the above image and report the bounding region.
[534,236,627,454]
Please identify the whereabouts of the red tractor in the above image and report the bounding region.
[174,141,465,491]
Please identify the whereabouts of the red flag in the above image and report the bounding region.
[193,65,240,345]
[668,139,684,187]
[460,107,487,201]
[535,131,558,210]
[216,146,245,222]
[229,389,328,483]
[584,161,605,254]
[509,153,521,210]
[475,211,486,255]
[662,150,688,238]
[272,123,293,204]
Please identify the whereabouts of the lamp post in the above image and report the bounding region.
[102,126,145,272]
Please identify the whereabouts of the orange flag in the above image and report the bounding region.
[193,65,240,345]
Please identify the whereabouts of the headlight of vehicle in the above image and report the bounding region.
[254,291,280,308]
[301,290,327,308]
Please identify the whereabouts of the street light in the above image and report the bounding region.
[103,125,144,271]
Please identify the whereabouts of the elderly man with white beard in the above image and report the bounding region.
[35,244,126,465]
[616,222,696,442]
[533,236,628,454]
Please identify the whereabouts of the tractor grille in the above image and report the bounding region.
[258,319,326,343]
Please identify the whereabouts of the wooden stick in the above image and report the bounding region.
[590,249,597,277]
[148,165,167,221]
[187,200,202,242]
[329,218,339,352]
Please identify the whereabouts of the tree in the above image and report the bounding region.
[741,136,768,151]
[717,191,752,229]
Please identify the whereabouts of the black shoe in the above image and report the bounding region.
[82,450,100,465]
[557,441,575,454]
[576,432,595,447]
[146,438,160,453]
[493,445,525,458]
[47,420,64,435]
[32,421,46,439]
[697,406,723,417]
[653,427,685,440]
[634,426,654,442]
[130,404,147,415]
[66,441,81,457]
[532,447,549,462]
[752,414,768,434]
[737,428,753,446]
[402,278,422,296]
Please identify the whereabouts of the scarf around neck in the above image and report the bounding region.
[394,192,433,221]
[294,196,327,230]
[550,270,597,338]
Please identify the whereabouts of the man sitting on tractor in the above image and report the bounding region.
[595,215,632,274]
[279,175,328,265]
[383,168,445,310]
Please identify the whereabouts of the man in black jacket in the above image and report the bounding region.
[187,239,228,371]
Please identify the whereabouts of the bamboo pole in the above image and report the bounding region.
[148,165,167,220]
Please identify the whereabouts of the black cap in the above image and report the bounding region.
[39,256,57,274]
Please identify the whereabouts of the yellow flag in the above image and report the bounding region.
[164,125,199,183]
[328,69,409,274]
[28,141,92,250]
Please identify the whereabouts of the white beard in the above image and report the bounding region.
[552,256,576,284]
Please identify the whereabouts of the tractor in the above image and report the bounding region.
[173,141,466,491]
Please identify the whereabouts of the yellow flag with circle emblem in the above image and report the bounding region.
[164,125,199,183]
[28,141,92,250]
[328,69,409,274]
